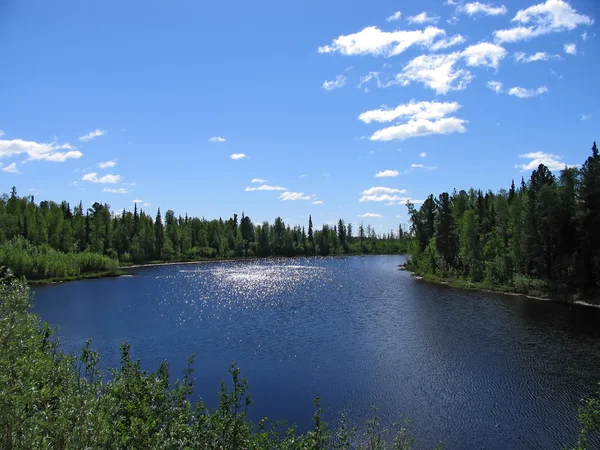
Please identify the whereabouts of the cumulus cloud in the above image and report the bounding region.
[245,184,287,191]
[82,172,121,184]
[322,74,347,90]
[79,129,105,142]
[279,192,311,201]
[514,51,560,62]
[515,151,577,171]
[487,80,504,93]
[582,31,588,40]
[460,2,508,16]
[318,26,446,57]
[313,200,324,204]
[97,160,117,169]
[230,153,247,160]
[2,162,21,174]
[358,213,383,218]
[494,0,593,43]
[251,178,266,183]
[392,53,472,94]
[208,136,226,143]
[360,187,409,202]
[508,86,548,98]
[0,138,83,162]
[103,188,128,194]
[461,42,507,68]
[375,169,400,177]
[564,42,577,54]
[408,12,440,24]
[429,34,466,51]
[387,11,402,22]
[420,152,427,157]
[360,100,467,141]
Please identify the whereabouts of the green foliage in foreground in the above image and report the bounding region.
[407,142,600,302]
[1,277,599,449]
[0,277,423,450]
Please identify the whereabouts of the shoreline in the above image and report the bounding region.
[400,264,600,309]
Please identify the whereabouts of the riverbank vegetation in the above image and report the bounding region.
[0,187,406,281]
[406,142,600,304]
[1,274,599,449]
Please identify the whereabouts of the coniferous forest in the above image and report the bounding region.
[407,142,600,303]
[0,187,406,282]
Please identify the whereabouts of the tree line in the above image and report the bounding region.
[407,142,600,302]
[0,188,407,280]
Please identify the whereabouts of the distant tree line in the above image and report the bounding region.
[0,188,407,280]
[407,142,600,302]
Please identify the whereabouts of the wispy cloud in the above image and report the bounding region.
[375,169,400,177]
[360,187,408,202]
[408,12,440,24]
[581,113,592,121]
[460,2,508,16]
[230,153,247,160]
[0,130,4,137]
[97,160,117,169]
[420,152,427,157]
[208,136,226,143]
[322,74,347,90]
[564,42,577,54]
[1,162,21,174]
[79,129,105,142]
[279,192,311,201]
[514,51,560,62]
[103,187,128,194]
[245,184,287,191]
[0,138,83,162]
[386,11,402,22]
[508,86,548,98]
[251,178,266,183]
[133,199,144,203]
[358,213,383,218]
[487,80,504,93]
[494,0,593,43]
[82,172,121,184]
[408,163,437,171]
[515,151,577,172]
[313,200,323,204]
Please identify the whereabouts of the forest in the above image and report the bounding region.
[0,188,406,281]
[407,142,600,303]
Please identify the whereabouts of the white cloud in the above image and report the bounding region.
[0,130,3,137]
[360,187,409,202]
[313,200,324,204]
[358,213,383,218]
[322,74,347,90]
[318,26,446,57]
[251,178,266,183]
[360,100,467,141]
[2,162,20,174]
[446,0,459,5]
[208,136,226,143]
[461,2,508,16]
[103,188,128,194]
[582,31,588,40]
[564,42,577,54]
[82,172,121,184]
[230,153,247,160]
[461,42,507,68]
[375,169,400,177]
[508,86,548,98]
[392,53,472,94]
[79,129,105,142]
[0,138,83,162]
[408,12,440,24]
[133,199,143,203]
[358,100,462,123]
[410,163,437,170]
[279,192,311,201]
[515,151,577,172]
[298,174,308,178]
[429,34,466,51]
[514,51,559,62]
[387,11,402,22]
[142,202,152,207]
[581,113,592,121]
[245,184,288,191]
[97,160,117,169]
[420,152,427,157]
[494,0,593,43]
[370,117,467,141]
[487,80,504,93]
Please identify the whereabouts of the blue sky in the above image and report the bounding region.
[0,0,597,232]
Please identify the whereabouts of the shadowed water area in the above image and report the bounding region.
[32,255,600,449]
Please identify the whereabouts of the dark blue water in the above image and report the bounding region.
[32,255,600,449]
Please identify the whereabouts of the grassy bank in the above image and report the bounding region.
[28,269,129,285]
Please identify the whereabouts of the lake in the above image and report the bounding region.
[32,255,600,449]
